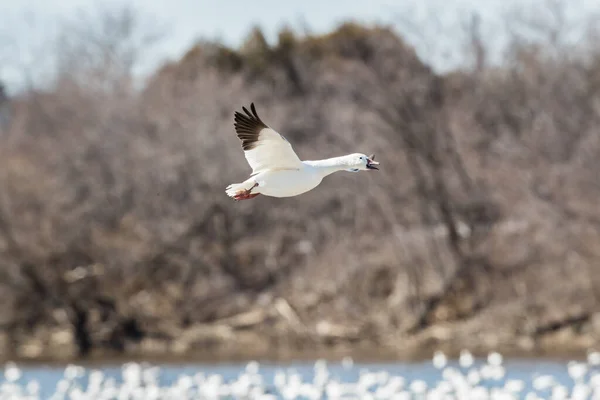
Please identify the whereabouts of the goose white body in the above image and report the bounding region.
[226,103,379,200]
[251,167,322,198]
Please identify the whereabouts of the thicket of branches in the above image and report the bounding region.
[1,2,599,360]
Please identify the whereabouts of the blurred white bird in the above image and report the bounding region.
[226,103,379,200]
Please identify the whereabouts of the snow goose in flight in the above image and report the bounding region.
[226,103,379,200]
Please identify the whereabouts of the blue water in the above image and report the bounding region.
[2,358,591,399]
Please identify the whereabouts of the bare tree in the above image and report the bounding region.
[1,1,600,361]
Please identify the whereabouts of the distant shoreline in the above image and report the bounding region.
[3,341,593,367]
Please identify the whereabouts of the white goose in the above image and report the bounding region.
[225,103,380,200]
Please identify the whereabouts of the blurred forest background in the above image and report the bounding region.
[1,0,600,362]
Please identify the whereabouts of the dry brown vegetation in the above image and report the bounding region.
[1,3,600,362]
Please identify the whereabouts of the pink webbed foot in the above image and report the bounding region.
[233,191,260,201]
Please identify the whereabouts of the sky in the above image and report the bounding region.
[0,0,597,93]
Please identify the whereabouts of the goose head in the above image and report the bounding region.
[345,153,380,172]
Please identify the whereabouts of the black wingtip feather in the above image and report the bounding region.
[233,103,268,151]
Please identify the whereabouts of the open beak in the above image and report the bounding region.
[366,154,380,170]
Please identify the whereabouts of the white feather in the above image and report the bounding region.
[244,128,303,175]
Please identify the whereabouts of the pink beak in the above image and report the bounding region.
[366,154,380,170]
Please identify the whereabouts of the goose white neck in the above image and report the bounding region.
[304,156,355,177]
